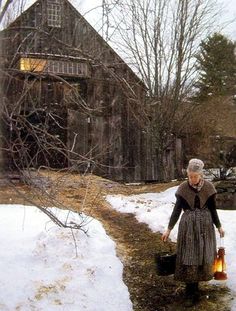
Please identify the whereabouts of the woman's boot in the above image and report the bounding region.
[184,282,199,307]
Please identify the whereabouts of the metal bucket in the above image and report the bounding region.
[155,252,176,276]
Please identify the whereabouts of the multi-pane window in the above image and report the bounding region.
[48,60,89,76]
[19,57,90,77]
[47,0,62,28]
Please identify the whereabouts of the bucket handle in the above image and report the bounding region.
[163,242,175,254]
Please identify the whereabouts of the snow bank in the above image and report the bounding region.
[0,205,132,311]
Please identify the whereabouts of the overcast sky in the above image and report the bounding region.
[219,0,236,39]
[2,0,236,39]
[76,0,236,40]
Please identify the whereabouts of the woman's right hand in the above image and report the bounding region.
[161,229,171,242]
[218,227,225,238]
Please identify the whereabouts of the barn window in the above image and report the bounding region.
[47,0,62,28]
[19,57,90,77]
[47,61,88,76]
[20,58,47,72]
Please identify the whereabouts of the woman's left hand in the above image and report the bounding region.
[218,227,225,238]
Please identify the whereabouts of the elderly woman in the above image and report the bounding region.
[162,158,225,307]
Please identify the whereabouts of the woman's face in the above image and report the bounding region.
[187,171,202,185]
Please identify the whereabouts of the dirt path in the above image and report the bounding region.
[0,172,233,311]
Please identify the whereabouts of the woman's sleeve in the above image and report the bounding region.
[208,194,222,228]
[168,195,183,230]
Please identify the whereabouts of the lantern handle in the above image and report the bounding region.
[220,237,225,248]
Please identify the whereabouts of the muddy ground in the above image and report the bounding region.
[0,171,233,311]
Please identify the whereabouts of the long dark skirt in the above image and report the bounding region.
[174,208,217,282]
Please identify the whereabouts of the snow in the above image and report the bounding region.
[107,186,236,310]
[1,186,235,311]
[0,205,132,311]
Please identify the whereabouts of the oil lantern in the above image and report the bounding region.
[214,247,227,280]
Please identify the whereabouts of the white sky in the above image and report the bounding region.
[3,0,236,40]
[219,0,236,39]
[77,0,236,40]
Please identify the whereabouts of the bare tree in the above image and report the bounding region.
[99,0,221,180]
[0,0,27,26]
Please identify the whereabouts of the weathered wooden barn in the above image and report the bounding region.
[0,0,182,182]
